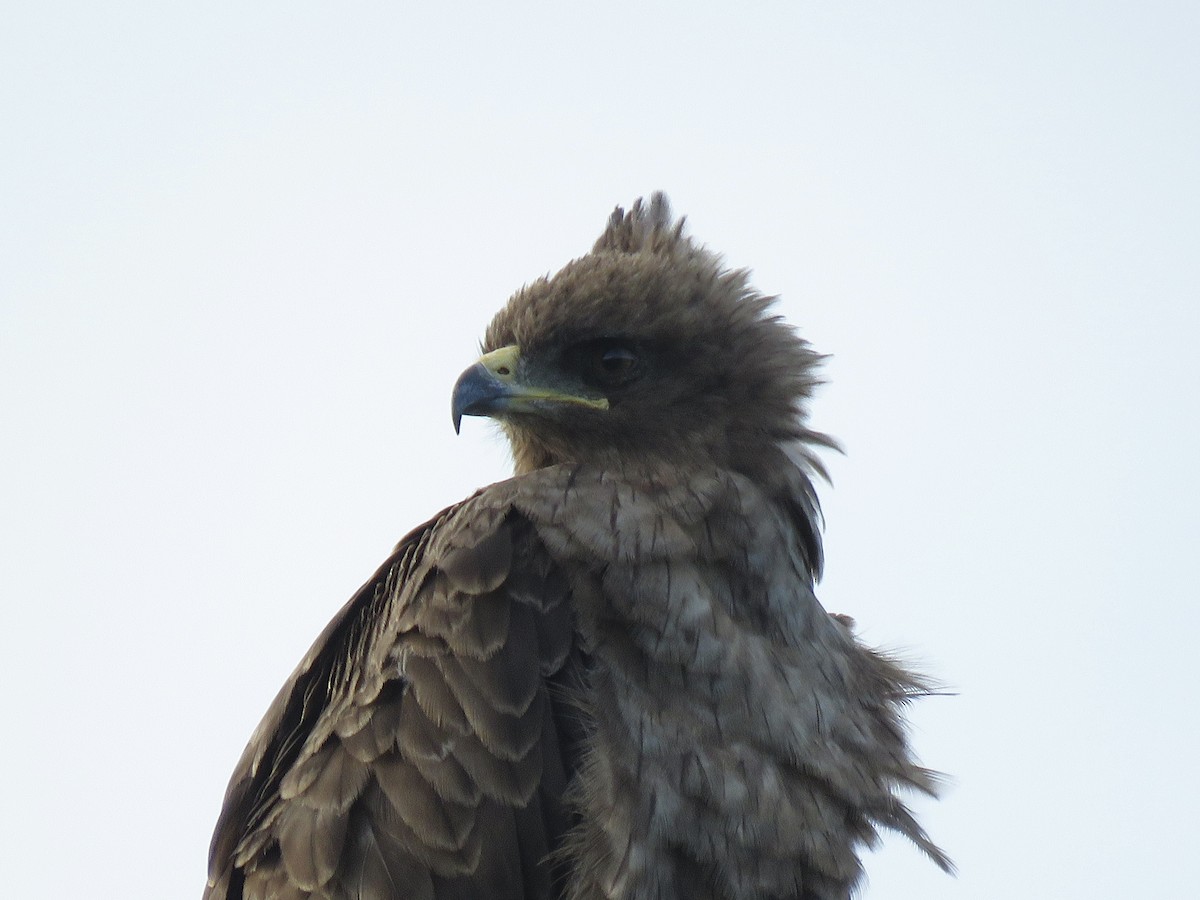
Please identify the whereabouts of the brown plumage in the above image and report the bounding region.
[204,194,950,900]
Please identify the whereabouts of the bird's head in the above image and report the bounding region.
[453,194,833,480]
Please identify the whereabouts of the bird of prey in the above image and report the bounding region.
[204,194,949,900]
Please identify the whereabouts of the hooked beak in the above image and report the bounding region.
[451,344,609,433]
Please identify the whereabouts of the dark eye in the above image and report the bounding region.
[598,346,638,378]
[567,339,643,389]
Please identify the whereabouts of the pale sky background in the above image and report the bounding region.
[2,3,1197,898]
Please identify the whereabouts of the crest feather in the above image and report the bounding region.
[593,192,686,254]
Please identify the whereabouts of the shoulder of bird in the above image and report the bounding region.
[205,194,949,900]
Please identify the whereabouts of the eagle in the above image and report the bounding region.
[204,194,950,900]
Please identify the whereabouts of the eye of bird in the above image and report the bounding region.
[598,345,637,376]
[568,339,642,390]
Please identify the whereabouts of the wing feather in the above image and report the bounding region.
[276,800,349,890]
[372,754,476,852]
[341,810,435,900]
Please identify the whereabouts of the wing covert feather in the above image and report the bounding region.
[204,490,580,900]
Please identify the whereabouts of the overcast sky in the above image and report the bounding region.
[2,3,1197,897]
